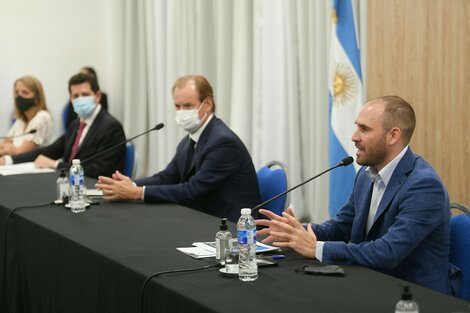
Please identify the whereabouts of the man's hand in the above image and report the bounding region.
[112,170,133,182]
[96,170,142,200]
[256,208,293,242]
[34,155,58,169]
[255,207,317,259]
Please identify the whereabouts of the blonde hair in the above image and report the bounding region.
[13,75,48,122]
[172,75,216,112]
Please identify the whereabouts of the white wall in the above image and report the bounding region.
[0,0,124,139]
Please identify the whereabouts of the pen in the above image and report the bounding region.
[271,255,285,260]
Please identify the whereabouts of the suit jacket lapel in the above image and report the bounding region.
[353,179,374,243]
[76,109,104,158]
[370,148,415,228]
[64,121,80,162]
[186,117,217,177]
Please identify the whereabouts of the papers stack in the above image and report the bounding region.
[0,162,55,176]
[86,189,103,199]
[177,240,281,259]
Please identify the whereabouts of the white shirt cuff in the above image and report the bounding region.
[315,241,324,261]
[4,155,13,165]
[133,182,145,201]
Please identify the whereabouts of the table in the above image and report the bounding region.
[0,173,468,313]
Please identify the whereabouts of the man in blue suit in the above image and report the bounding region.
[97,75,260,222]
[257,96,457,294]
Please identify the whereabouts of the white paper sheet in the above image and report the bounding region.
[0,162,55,176]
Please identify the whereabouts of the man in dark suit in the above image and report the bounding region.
[257,96,457,294]
[96,75,261,222]
[63,66,109,132]
[0,73,126,179]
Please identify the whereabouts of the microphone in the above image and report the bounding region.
[79,123,164,164]
[0,129,37,139]
[252,156,354,213]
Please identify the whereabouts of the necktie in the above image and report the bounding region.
[68,122,86,163]
[185,138,196,176]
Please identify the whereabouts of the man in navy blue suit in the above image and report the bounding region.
[0,73,126,179]
[257,96,458,294]
[97,75,260,222]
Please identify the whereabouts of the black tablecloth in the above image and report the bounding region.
[0,173,468,313]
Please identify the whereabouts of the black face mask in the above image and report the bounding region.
[16,96,36,112]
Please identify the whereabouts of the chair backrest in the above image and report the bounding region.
[451,202,470,217]
[62,103,70,132]
[256,161,289,216]
[123,142,135,178]
[450,202,470,300]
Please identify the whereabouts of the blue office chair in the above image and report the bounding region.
[123,142,136,178]
[449,202,470,300]
[256,161,289,216]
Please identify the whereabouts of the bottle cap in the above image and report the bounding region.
[72,159,81,165]
[241,208,251,215]
[220,218,228,230]
[401,285,412,300]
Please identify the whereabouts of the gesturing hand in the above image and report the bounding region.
[255,207,317,259]
[96,170,142,200]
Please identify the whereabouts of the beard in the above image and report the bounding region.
[356,136,388,168]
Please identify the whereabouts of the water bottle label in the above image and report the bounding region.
[237,229,256,245]
[70,174,84,186]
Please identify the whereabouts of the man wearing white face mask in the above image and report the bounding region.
[0,73,126,179]
[97,75,261,222]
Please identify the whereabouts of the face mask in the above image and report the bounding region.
[175,100,207,133]
[16,96,36,113]
[72,96,96,118]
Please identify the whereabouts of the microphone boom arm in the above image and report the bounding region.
[80,123,164,164]
[252,156,354,212]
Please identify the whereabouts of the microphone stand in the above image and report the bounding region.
[79,123,164,164]
[0,129,37,140]
[252,156,354,213]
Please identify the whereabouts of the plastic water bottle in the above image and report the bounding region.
[56,169,69,201]
[237,208,258,281]
[69,159,86,213]
[395,286,419,313]
[215,218,232,265]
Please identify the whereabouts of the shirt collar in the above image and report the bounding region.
[366,146,409,186]
[80,104,101,126]
[189,113,213,143]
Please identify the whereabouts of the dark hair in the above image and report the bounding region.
[171,75,216,112]
[81,66,98,82]
[369,95,416,145]
[68,73,100,94]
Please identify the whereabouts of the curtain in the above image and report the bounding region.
[121,0,365,222]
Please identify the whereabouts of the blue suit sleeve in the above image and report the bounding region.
[142,138,246,205]
[320,175,449,271]
[135,154,181,186]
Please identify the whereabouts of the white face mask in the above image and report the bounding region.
[174,100,207,133]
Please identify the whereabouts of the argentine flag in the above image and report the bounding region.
[328,0,363,217]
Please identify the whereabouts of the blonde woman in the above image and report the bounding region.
[0,76,53,156]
